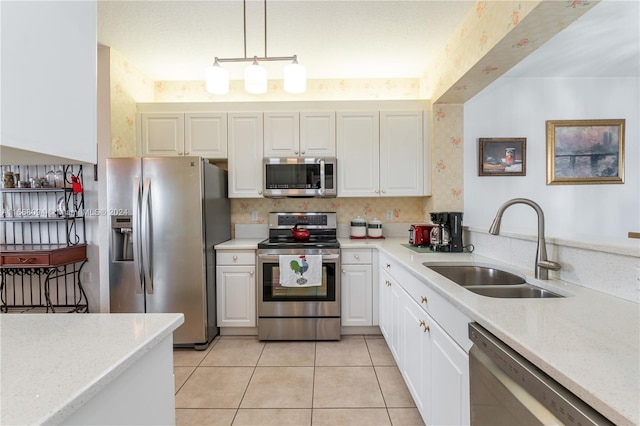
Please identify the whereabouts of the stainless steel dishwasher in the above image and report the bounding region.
[468,323,614,425]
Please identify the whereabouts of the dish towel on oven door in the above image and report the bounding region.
[279,255,322,287]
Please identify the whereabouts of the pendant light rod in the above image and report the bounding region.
[263,0,268,58]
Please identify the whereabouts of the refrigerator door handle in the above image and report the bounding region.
[141,177,153,294]
[132,177,144,294]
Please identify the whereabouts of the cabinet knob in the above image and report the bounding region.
[250,271,254,276]
[185,151,189,155]
[374,189,379,194]
[258,190,262,195]
[295,150,299,154]
[301,150,305,155]
[178,152,183,155]
[233,255,238,261]
[419,320,425,328]
[419,320,430,333]
[354,254,360,259]
[381,189,386,193]
[386,263,391,269]
[421,296,428,304]
[386,280,391,287]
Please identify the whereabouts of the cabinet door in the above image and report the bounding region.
[216,265,256,327]
[185,112,227,159]
[380,111,423,196]
[341,264,373,326]
[401,294,431,418]
[141,113,185,156]
[379,268,402,365]
[430,321,470,426]
[264,112,300,157]
[300,111,336,157]
[228,113,264,198]
[337,111,379,197]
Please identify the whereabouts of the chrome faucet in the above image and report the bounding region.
[489,198,561,280]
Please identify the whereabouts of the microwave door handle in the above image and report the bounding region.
[319,159,326,195]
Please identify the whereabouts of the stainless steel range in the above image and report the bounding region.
[257,212,340,340]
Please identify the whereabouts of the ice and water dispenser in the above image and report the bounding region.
[111,215,134,261]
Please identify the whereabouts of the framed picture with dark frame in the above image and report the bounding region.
[546,119,625,185]
[478,138,526,176]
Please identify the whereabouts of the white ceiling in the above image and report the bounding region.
[98,0,639,84]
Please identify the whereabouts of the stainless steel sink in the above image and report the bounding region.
[423,263,564,299]
[463,285,562,298]
[424,265,525,286]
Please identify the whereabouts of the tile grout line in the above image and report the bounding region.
[229,339,267,425]
[364,336,395,426]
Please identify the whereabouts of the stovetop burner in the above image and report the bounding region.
[259,212,339,250]
[257,237,340,250]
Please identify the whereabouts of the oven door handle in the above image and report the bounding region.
[258,254,340,261]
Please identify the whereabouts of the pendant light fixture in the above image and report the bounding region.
[205,0,306,95]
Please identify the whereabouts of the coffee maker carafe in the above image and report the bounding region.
[429,212,463,252]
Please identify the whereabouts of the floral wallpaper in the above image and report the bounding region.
[426,104,464,213]
[109,49,154,157]
[427,0,596,103]
[154,78,421,102]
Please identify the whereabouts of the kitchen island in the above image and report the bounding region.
[0,313,184,425]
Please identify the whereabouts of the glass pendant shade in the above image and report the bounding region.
[205,62,229,94]
[284,60,306,94]
[244,59,267,94]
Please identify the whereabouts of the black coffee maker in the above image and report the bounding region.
[429,212,464,252]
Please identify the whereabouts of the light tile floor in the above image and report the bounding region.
[173,335,425,426]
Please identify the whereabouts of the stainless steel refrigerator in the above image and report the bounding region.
[107,157,230,349]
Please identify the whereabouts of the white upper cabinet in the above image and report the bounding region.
[264,112,300,157]
[140,113,184,157]
[300,112,336,157]
[228,113,264,198]
[337,110,424,197]
[264,111,336,157]
[185,113,228,158]
[379,111,424,196]
[337,111,380,197]
[141,112,227,158]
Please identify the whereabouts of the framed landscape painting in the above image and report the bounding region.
[546,119,625,185]
[478,138,526,176]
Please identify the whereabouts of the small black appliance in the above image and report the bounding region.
[430,212,464,252]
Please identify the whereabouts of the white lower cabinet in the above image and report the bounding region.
[216,251,256,327]
[341,249,374,327]
[379,267,403,365]
[379,252,470,426]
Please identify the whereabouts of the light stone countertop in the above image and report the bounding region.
[218,237,639,425]
[0,313,184,425]
[215,238,265,250]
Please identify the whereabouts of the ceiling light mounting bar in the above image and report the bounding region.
[215,55,297,63]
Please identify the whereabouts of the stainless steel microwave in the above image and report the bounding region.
[263,157,336,198]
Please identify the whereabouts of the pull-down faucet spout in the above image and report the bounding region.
[489,198,561,280]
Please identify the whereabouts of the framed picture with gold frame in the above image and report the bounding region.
[478,137,526,176]
[546,119,625,185]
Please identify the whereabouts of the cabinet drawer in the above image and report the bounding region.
[217,251,255,265]
[2,253,50,267]
[341,249,373,264]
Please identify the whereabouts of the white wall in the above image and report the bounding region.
[464,76,639,248]
[0,1,97,164]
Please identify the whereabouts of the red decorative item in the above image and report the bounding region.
[71,175,83,193]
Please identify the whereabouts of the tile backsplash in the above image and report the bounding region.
[230,197,429,233]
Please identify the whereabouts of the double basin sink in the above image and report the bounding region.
[423,263,563,299]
